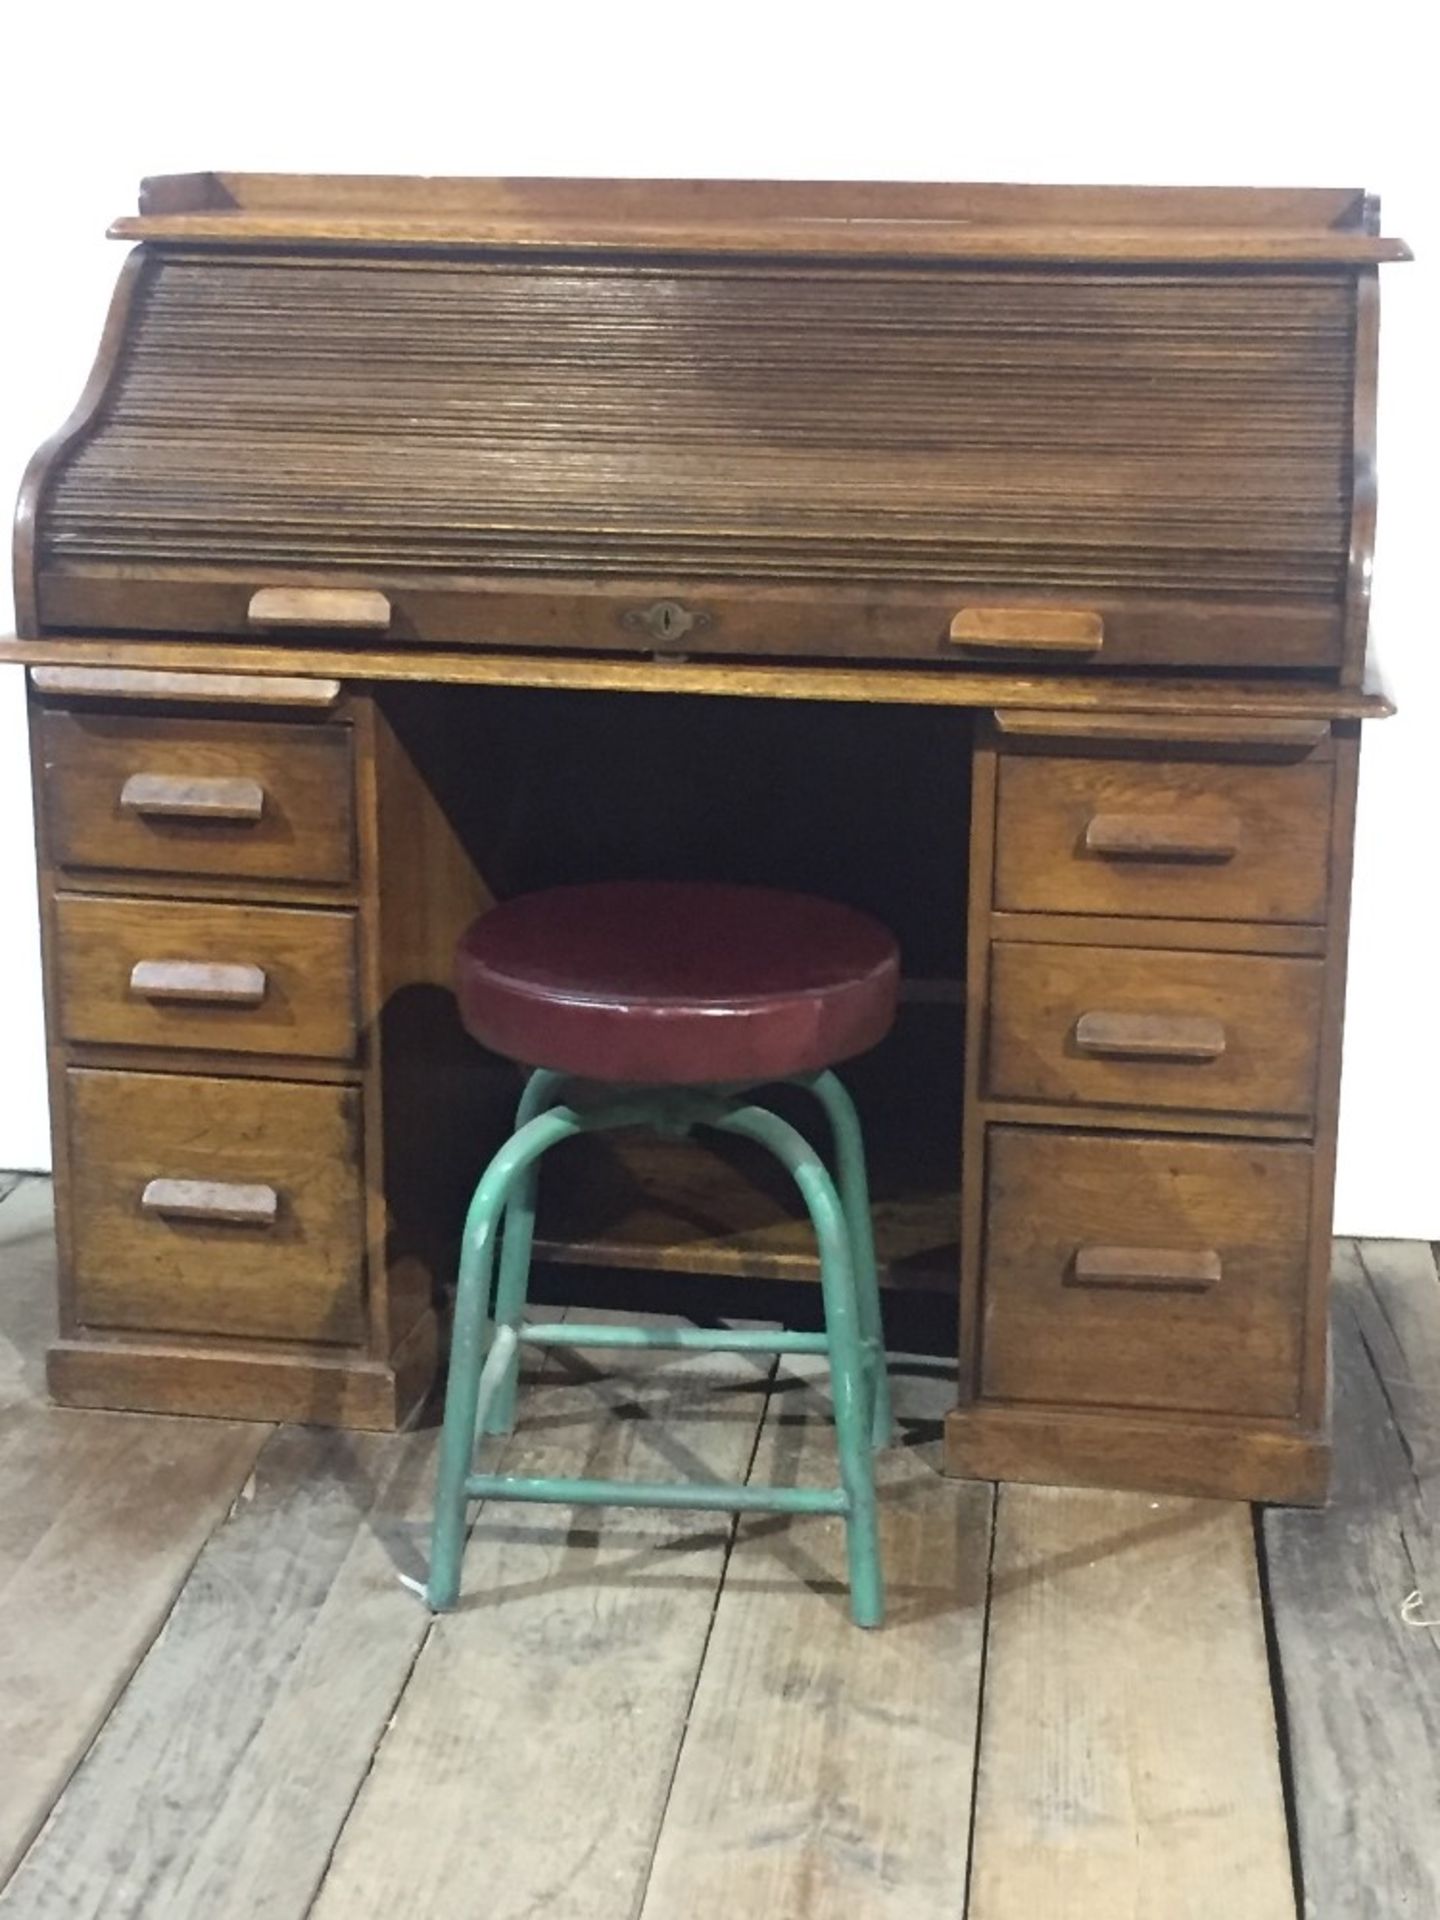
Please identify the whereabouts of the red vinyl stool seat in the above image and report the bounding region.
[454,881,900,1084]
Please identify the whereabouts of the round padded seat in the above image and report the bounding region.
[455,882,900,1085]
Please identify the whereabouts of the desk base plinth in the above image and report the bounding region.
[944,1400,1330,1507]
[46,1312,437,1432]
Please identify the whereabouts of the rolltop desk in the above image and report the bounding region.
[6,175,1409,1504]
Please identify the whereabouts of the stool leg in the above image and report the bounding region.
[427,1103,586,1613]
[713,1104,884,1629]
[485,1068,570,1437]
[805,1070,893,1450]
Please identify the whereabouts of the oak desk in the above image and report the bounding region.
[6,174,1407,1504]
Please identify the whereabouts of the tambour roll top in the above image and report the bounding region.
[17,175,1409,679]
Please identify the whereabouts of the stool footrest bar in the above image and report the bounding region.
[464,1473,850,1516]
[517,1323,831,1355]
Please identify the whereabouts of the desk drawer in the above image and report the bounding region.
[55,895,359,1062]
[982,1128,1311,1417]
[66,1069,366,1344]
[993,752,1333,923]
[987,944,1323,1122]
[40,711,354,885]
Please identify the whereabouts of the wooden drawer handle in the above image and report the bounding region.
[140,1178,279,1226]
[248,587,392,632]
[1085,811,1240,862]
[949,608,1103,653]
[1075,1011,1227,1060]
[119,773,266,823]
[1071,1246,1222,1293]
[129,960,268,1006]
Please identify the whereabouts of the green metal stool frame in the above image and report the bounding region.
[426,1066,892,1627]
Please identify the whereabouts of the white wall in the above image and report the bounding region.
[1,1,1434,1229]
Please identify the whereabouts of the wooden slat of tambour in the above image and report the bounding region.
[310,1331,776,1920]
[1,639,1395,723]
[1263,1242,1440,1917]
[638,1359,990,1920]
[967,1484,1294,1918]
[43,257,1356,601]
[0,1179,264,1892]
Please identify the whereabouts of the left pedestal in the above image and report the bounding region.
[26,669,468,1430]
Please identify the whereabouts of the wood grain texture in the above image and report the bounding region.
[12,251,148,637]
[247,586,391,630]
[128,173,1381,232]
[127,960,269,1005]
[0,1181,263,1891]
[1082,810,1242,858]
[640,1359,990,1919]
[994,749,1335,923]
[3,635,1395,721]
[29,666,341,706]
[54,894,357,1061]
[982,1128,1314,1418]
[107,210,1409,264]
[46,1319,435,1430]
[39,710,355,887]
[0,1180,57,1412]
[0,1423,446,1919]
[140,1177,279,1225]
[311,1333,776,1920]
[987,943,1324,1120]
[949,606,1104,651]
[1072,1245,1222,1291]
[995,709,1331,750]
[119,773,266,821]
[65,1069,366,1344]
[1264,1240,1440,1918]
[37,250,1359,668]
[967,1485,1294,1918]
[945,1398,1328,1504]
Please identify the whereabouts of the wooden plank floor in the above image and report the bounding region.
[0,1174,1436,1919]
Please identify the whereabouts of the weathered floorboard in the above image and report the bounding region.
[311,1332,776,1920]
[0,1423,437,1919]
[1264,1240,1440,1919]
[968,1483,1294,1919]
[639,1357,989,1920]
[0,1180,264,1892]
[0,1179,61,1414]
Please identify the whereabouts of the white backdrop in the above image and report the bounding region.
[1,1,1434,1232]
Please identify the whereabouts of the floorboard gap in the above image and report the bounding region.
[958,1474,1000,1920]
[1252,1503,1306,1919]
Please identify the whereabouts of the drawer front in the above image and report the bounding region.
[982,1128,1311,1417]
[55,895,359,1061]
[66,1069,366,1343]
[993,753,1333,923]
[987,944,1324,1121]
[40,711,354,885]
